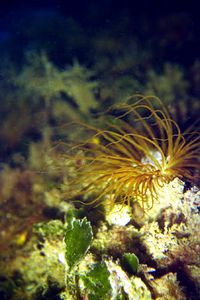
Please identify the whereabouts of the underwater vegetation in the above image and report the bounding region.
[67,95,200,211]
[0,6,200,299]
[15,52,98,118]
[0,77,199,300]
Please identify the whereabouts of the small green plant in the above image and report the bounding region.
[64,217,93,271]
[122,253,139,274]
[80,262,112,300]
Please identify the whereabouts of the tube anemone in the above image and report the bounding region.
[67,96,200,210]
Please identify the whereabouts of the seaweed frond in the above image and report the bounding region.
[67,95,200,210]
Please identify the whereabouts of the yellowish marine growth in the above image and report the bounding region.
[68,95,200,211]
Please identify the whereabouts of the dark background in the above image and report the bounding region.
[0,0,199,66]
